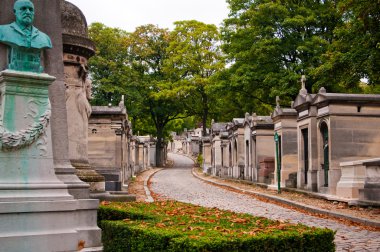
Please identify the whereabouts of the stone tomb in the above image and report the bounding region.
[210,120,227,176]
[227,118,245,179]
[220,131,230,178]
[293,84,319,192]
[202,136,212,174]
[62,0,105,193]
[251,114,275,184]
[191,135,200,157]
[312,89,380,197]
[271,100,298,188]
[133,135,152,173]
[243,113,253,181]
[88,101,130,191]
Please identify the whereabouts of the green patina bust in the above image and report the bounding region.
[0,0,52,73]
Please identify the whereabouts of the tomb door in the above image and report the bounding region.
[302,128,309,184]
[229,144,232,168]
[246,140,249,178]
[274,132,282,193]
[321,123,329,187]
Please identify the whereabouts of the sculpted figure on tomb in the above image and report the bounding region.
[0,0,52,72]
[67,64,92,120]
[65,64,92,163]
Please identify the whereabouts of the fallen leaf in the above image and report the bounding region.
[231,218,248,224]
[77,240,85,250]
[156,223,166,228]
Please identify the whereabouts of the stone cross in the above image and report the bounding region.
[276,96,280,108]
[245,112,250,120]
[300,75,308,95]
[301,75,306,89]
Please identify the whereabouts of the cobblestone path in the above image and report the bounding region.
[150,153,380,252]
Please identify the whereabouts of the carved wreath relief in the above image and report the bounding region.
[0,98,51,154]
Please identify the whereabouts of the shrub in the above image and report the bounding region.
[196,154,203,167]
[98,201,335,252]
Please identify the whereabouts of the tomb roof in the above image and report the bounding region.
[61,0,95,58]
[313,92,380,105]
[211,122,227,132]
[91,106,126,115]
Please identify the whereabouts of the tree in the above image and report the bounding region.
[129,25,187,166]
[89,23,185,166]
[88,23,130,105]
[313,0,380,91]
[221,0,340,113]
[163,20,225,136]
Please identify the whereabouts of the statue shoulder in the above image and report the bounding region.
[32,27,52,49]
[39,30,52,48]
[0,23,17,46]
[0,23,12,36]
[0,23,12,30]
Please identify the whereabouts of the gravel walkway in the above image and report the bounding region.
[150,153,380,252]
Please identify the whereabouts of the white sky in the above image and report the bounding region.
[66,0,230,32]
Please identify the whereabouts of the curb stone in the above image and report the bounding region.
[144,168,163,202]
[191,168,380,229]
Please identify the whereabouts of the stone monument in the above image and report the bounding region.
[0,0,102,250]
[271,97,298,189]
[61,0,105,192]
[62,1,135,202]
[88,99,130,191]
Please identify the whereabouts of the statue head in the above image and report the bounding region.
[14,0,35,28]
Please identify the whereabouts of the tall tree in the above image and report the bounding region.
[89,23,185,166]
[164,20,225,136]
[313,0,380,91]
[129,25,186,166]
[221,0,340,114]
[88,23,130,105]
[89,23,145,130]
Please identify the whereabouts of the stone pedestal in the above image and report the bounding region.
[0,71,71,201]
[359,161,380,201]
[258,157,275,184]
[0,70,102,251]
[337,160,366,198]
[73,162,106,192]
[202,139,212,174]
[338,158,380,202]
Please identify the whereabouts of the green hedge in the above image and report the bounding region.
[98,201,335,252]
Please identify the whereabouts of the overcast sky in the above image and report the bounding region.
[66,0,230,32]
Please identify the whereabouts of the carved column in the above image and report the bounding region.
[61,0,105,192]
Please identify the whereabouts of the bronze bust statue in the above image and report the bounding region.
[0,0,52,73]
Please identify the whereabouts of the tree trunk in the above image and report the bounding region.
[155,127,164,167]
[200,92,209,155]
[202,92,208,136]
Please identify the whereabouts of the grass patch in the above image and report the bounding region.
[98,201,335,252]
